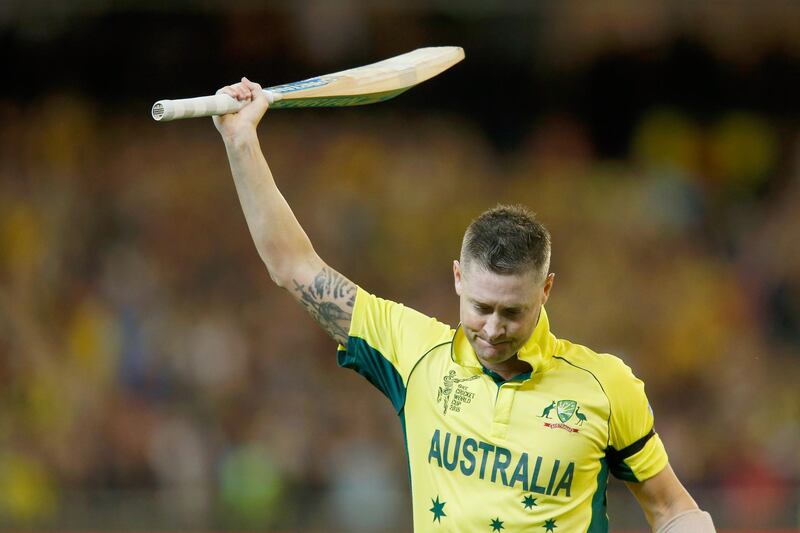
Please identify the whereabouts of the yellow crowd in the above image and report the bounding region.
[0,97,798,529]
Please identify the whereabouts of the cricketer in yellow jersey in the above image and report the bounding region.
[214,77,716,532]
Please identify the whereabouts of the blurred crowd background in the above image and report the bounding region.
[1,1,799,531]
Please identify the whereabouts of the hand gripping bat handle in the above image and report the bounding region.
[151,90,283,122]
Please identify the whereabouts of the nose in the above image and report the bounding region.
[482,314,505,341]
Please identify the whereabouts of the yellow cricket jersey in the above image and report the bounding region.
[337,287,668,532]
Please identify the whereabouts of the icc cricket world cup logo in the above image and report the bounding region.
[437,370,479,415]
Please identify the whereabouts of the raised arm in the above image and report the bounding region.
[214,77,356,347]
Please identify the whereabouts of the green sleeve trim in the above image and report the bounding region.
[337,336,406,413]
[607,428,656,481]
[609,459,638,482]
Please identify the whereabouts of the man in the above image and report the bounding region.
[213,77,715,532]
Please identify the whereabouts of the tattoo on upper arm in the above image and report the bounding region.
[292,268,356,346]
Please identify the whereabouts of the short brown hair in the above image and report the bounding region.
[461,204,551,278]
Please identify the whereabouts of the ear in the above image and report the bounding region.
[453,260,463,296]
[541,273,555,305]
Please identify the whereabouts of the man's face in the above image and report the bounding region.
[454,259,554,367]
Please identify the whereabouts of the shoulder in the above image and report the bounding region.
[554,339,639,383]
[552,338,647,407]
[351,287,454,359]
[354,287,452,333]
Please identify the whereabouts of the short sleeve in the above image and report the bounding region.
[602,355,669,482]
[336,287,451,411]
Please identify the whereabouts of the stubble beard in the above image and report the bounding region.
[469,332,520,366]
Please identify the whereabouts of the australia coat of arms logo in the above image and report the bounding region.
[538,399,587,433]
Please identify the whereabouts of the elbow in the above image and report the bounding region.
[264,261,293,288]
[269,270,292,289]
[256,249,299,289]
[255,238,319,290]
[264,252,322,290]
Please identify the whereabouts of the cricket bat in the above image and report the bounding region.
[151,46,464,122]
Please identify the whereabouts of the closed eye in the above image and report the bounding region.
[473,303,493,314]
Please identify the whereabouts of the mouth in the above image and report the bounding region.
[477,337,509,347]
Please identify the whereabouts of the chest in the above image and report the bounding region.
[404,353,610,468]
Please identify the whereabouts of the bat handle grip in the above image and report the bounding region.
[151,90,283,122]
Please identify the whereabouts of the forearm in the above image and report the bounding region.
[628,465,714,533]
[654,509,715,533]
[223,130,319,286]
[645,488,698,529]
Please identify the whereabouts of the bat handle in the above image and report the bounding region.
[151,90,283,122]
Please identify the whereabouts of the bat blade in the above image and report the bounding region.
[266,46,464,108]
[151,46,464,121]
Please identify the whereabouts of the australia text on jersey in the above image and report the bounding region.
[427,429,576,497]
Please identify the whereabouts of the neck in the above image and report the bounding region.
[481,355,533,381]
